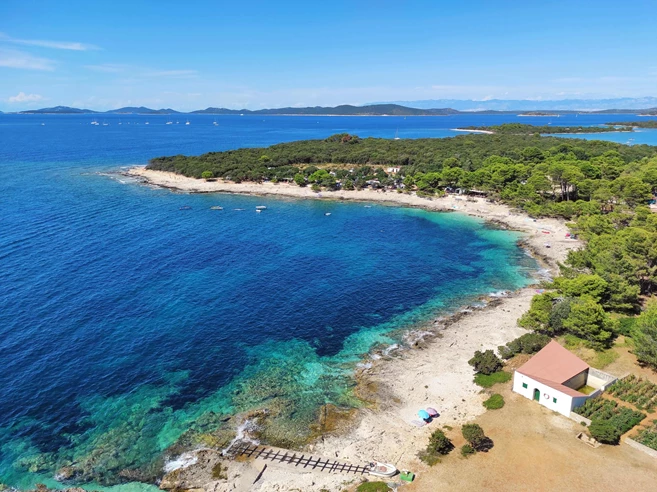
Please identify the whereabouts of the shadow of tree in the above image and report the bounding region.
[475,436,495,452]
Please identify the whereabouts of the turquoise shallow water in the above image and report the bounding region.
[0,114,555,489]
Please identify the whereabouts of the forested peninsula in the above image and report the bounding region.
[149,131,657,365]
[461,123,632,134]
[607,121,657,129]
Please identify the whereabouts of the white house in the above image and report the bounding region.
[512,341,616,417]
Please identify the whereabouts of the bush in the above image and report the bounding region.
[498,333,551,359]
[462,423,486,449]
[201,170,214,180]
[468,350,503,375]
[483,394,505,410]
[589,420,621,445]
[474,371,512,388]
[356,482,390,492]
[211,462,227,480]
[428,429,454,455]
[460,444,475,457]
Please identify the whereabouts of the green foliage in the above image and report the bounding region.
[460,444,476,457]
[574,397,645,442]
[468,350,503,375]
[293,173,306,187]
[211,462,227,480]
[464,123,631,135]
[617,316,638,336]
[498,333,551,359]
[633,301,657,368]
[201,170,214,180]
[518,292,557,332]
[554,274,607,302]
[607,374,657,412]
[589,420,622,445]
[461,423,487,450]
[427,429,454,455]
[633,420,657,451]
[356,482,390,492]
[483,394,505,410]
[562,296,614,348]
[474,371,512,388]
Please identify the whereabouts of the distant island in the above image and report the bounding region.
[12,103,657,116]
[607,120,657,128]
[459,123,633,135]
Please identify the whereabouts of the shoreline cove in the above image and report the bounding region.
[124,167,580,491]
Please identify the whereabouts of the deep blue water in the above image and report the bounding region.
[1,113,655,490]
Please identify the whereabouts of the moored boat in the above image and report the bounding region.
[210,206,223,210]
[367,461,397,477]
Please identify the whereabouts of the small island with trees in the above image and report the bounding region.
[459,123,633,135]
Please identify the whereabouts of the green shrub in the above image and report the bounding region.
[428,429,453,455]
[483,394,505,410]
[468,350,503,375]
[462,423,486,449]
[356,482,390,492]
[417,449,441,466]
[589,420,621,445]
[211,462,227,480]
[617,316,637,336]
[474,371,512,388]
[498,333,551,359]
[460,444,475,457]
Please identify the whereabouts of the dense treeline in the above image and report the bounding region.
[607,121,657,129]
[463,123,631,134]
[149,131,657,363]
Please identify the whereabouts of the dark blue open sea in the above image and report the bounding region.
[1,113,656,490]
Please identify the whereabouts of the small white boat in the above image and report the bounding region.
[256,209,262,213]
[325,212,331,216]
[367,462,397,478]
[255,206,267,210]
[210,206,223,210]
[394,128,400,140]
[145,121,150,125]
[185,120,191,125]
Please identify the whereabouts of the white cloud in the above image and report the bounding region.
[8,92,43,103]
[85,63,127,73]
[85,65,198,78]
[142,69,198,78]
[0,32,99,51]
[0,48,55,70]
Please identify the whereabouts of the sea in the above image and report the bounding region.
[1,113,656,490]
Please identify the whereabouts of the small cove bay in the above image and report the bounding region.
[0,114,595,488]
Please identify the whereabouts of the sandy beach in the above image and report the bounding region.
[129,167,581,491]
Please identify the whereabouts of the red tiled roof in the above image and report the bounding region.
[516,341,589,387]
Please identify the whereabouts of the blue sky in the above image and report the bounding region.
[1,0,656,111]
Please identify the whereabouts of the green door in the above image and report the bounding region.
[533,389,540,401]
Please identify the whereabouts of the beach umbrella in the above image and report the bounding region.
[418,410,430,420]
[426,407,439,417]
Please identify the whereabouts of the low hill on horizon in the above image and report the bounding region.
[11,103,657,116]
[19,106,98,114]
[190,104,460,116]
[106,107,181,114]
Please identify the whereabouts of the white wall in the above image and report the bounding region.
[513,372,574,416]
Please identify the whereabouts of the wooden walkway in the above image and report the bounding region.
[229,443,370,475]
